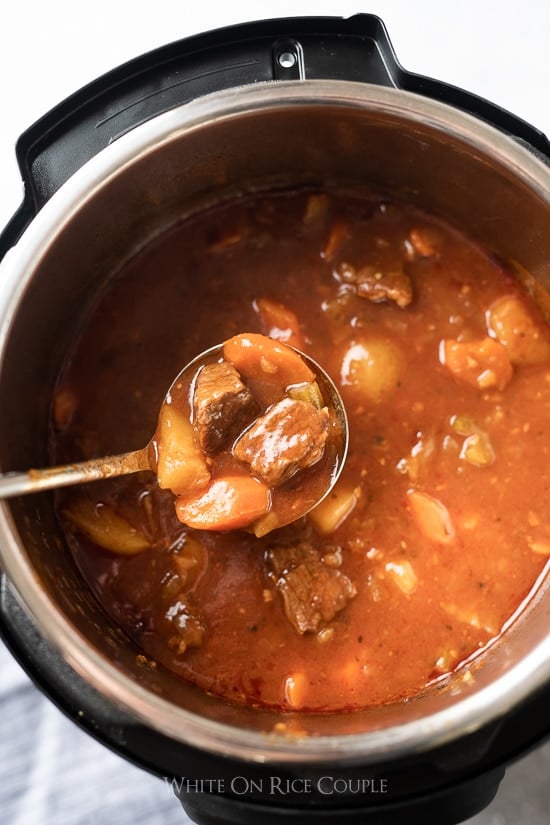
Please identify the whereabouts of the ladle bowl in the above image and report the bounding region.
[0,338,349,534]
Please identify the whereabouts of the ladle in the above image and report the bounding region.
[0,338,348,530]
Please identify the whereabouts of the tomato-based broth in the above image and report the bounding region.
[51,190,550,712]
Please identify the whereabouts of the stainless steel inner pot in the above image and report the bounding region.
[0,79,549,765]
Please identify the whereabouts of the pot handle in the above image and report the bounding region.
[2,13,549,253]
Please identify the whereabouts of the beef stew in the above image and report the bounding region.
[51,188,550,712]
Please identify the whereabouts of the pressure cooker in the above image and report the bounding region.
[0,14,549,825]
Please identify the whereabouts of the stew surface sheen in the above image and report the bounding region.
[51,189,550,713]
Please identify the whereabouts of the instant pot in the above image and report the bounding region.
[1,14,550,825]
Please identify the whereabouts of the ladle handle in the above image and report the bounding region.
[0,448,152,498]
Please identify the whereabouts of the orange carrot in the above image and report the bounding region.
[223,332,314,388]
[175,475,270,531]
[407,489,455,544]
[322,218,348,261]
[440,336,513,391]
[255,297,306,350]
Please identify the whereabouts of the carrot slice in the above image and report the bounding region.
[407,489,455,544]
[322,218,348,261]
[255,297,305,350]
[175,475,270,531]
[440,336,513,391]
[223,333,314,388]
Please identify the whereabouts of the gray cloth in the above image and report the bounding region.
[0,641,188,824]
[1,638,549,824]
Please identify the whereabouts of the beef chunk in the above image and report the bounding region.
[267,542,356,634]
[164,598,205,655]
[355,265,413,308]
[267,541,318,576]
[193,360,257,454]
[233,398,329,487]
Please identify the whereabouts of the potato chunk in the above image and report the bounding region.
[156,404,210,495]
[340,338,403,403]
[385,560,418,595]
[308,482,358,534]
[450,416,495,468]
[407,227,443,258]
[486,295,550,364]
[283,672,309,709]
[64,498,150,555]
[407,490,455,544]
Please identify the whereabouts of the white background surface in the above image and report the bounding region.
[1,2,549,824]
[1,0,549,231]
